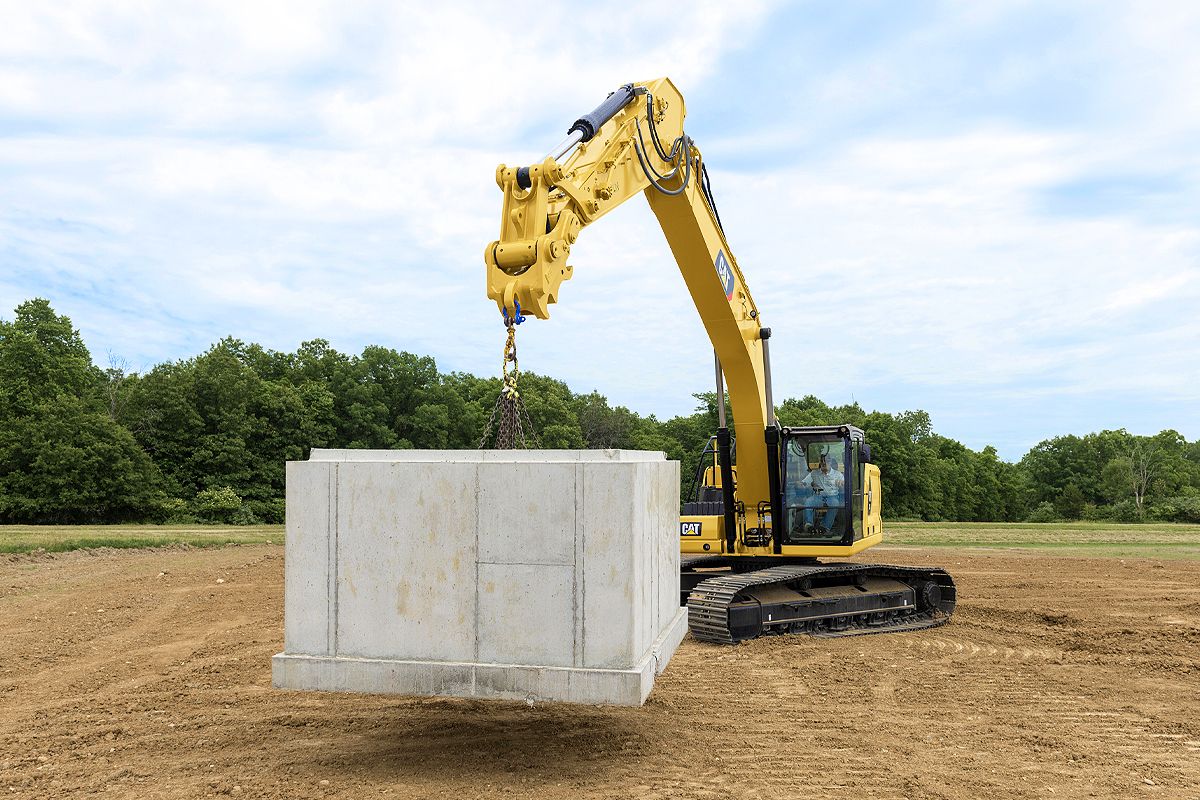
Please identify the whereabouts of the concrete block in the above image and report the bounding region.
[476,562,575,667]
[282,461,332,655]
[334,461,479,662]
[478,462,575,565]
[274,449,686,706]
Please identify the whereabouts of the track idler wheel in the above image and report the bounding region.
[917,580,943,610]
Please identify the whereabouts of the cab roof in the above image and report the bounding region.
[781,424,865,442]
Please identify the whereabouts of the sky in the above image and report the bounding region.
[1,0,1197,460]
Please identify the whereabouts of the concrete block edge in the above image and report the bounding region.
[271,652,660,707]
[304,449,667,463]
[651,607,690,676]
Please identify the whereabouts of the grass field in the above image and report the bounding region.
[2,520,1199,558]
[0,524,283,554]
[884,520,1200,559]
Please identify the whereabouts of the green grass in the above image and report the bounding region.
[883,521,1200,559]
[3,521,1199,560]
[0,524,285,554]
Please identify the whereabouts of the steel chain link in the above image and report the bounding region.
[478,320,539,449]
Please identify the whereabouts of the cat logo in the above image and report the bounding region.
[714,250,735,300]
[680,521,703,537]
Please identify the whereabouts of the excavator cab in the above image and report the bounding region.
[683,424,878,551]
[780,425,868,545]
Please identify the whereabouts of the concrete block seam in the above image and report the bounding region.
[327,462,339,655]
[573,461,584,668]
[473,461,482,670]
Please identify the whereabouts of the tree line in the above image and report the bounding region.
[1,299,1197,525]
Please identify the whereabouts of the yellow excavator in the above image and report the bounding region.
[484,78,955,643]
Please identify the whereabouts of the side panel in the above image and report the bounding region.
[679,514,724,554]
[778,534,882,558]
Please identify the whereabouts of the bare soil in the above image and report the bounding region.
[2,544,1198,799]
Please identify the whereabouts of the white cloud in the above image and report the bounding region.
[1,0,1198,459]
[0,0,777,367]
[711,128,1200,395]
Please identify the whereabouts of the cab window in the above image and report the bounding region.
[782,437,848,542]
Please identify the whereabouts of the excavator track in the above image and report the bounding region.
[686,563,956,644]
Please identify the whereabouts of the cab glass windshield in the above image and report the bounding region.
[783,436,848,542]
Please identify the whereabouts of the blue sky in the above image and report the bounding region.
[2,1,1197,460]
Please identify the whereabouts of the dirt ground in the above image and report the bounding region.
[2,544,1199,800]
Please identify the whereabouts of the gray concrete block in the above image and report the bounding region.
[476,562,574,667]
[474,663,571,701]
[272,608,689,706]
[282,461,332,656]
[581,463,639,669]
[274,449,684,706]
[334,461,478,662]
[478,462,575,565]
